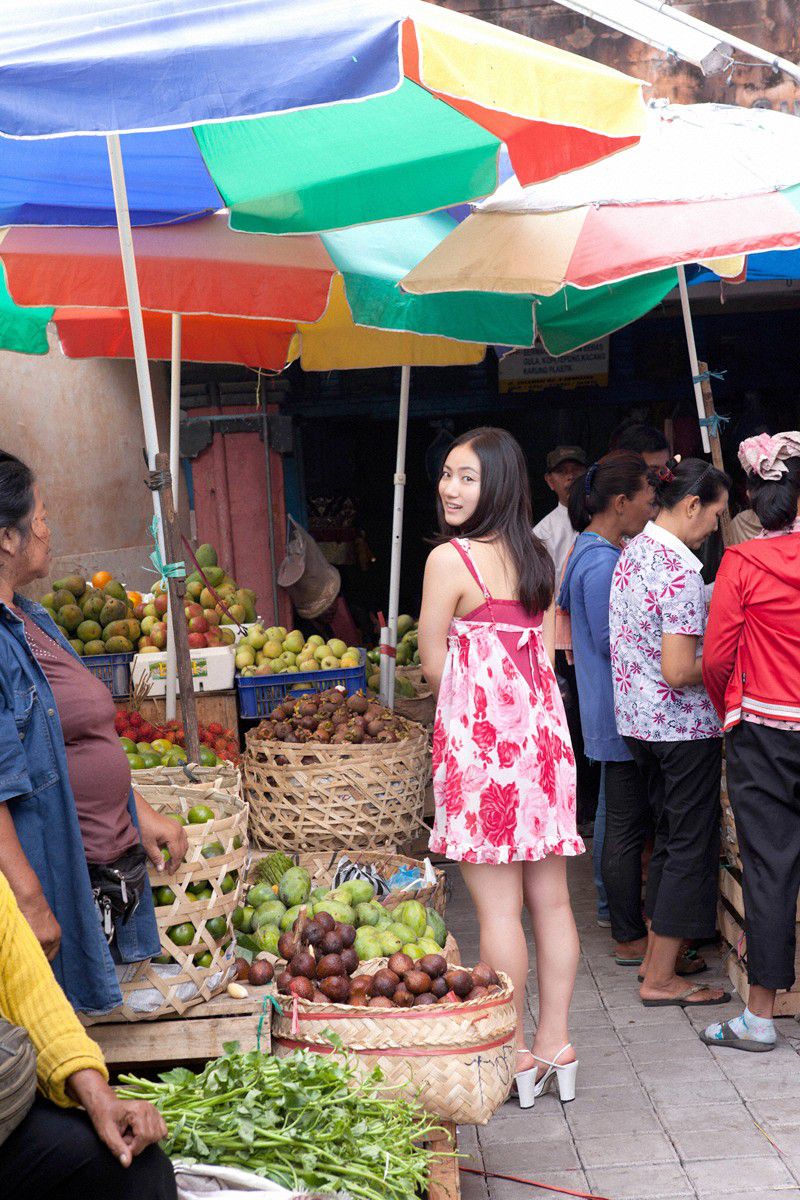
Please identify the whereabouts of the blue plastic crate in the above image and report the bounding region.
[236,650,367,719]
[84,652,134,700]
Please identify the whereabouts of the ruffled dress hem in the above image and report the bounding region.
[428,834,586,865]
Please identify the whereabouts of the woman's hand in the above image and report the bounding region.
[68,1069,167,1167]
[134,792,188,876]
[19,889,61,960]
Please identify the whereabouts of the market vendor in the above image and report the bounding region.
[0,868,176,1198]
[0,451,187,1014]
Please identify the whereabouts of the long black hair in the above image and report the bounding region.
[652,457,730,509]
[568,451,650,533]
[0,451,35,541]
[437,427,554,614]
[748,456,800,530]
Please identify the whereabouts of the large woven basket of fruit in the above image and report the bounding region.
[243,690,429,853]
[271,913,515,1125]
[232,860,452,963]
[91,787,249,1022]
[114,708,241,789]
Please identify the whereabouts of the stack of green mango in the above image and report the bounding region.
[366,614,419,693]
[233,863,447,961]
[40,574,140,656]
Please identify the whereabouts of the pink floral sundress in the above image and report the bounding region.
[430,538,584,865]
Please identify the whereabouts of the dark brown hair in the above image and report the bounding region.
[0,451,35,541]
[748,456,800,531]
[568,451,650,533]
[437,427,554,614]
[652,457,730,509]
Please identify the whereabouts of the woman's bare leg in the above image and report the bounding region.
[523,855,579,1069]
[460,861,531,1064]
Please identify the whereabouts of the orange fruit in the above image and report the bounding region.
[127,591,142,606]
[92,570,112,589]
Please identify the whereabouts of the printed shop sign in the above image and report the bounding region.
[499,340,609,393]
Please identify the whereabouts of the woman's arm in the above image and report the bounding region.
[0,804,61,959]
[418,544,463,698]
[541,598,556,668]
[661,633,703,688]
[133,790,188,875]
[702,554,746,720]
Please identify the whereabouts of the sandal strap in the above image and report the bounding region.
[531,1042,572,1070]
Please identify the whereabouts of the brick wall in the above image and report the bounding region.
[437,1,800,111]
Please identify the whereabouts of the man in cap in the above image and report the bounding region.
[533,445,588,581]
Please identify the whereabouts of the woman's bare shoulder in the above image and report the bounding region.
[426,541,462,572]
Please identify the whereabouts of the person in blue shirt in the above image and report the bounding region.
[558,452,655,965]
[0,451,187,1015]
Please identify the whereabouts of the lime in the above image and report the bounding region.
[119,737,136,753]
[136,741,153,754]
[154,886,176,906]
[152,953,175,965]
[205,915,227,941]
[220,872,236,895]
[189,888,213,903]
[200,840,225,859]
[166,750,187,766]
[126,754,145,770]
[186,879,209,896]
[232,904,253,931]
[187,804,215,824]
[151,738,174,755]
[140,752,162,768]
[199,746,218,767]
[165,811,188,826]
[233,835,243,850]
[194,951,213,968]
[167,922,196,947]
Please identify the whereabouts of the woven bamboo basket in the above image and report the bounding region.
[92,786,249,1022]
[244,727,429,852]
[250,849,447,916]
[272,962,515,1125]
[132,763,241,794]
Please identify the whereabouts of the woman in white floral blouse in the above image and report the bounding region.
[609,458,730,1009]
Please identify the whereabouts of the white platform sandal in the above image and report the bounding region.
[532,1043,578,1103]
[513,1049,539,1109]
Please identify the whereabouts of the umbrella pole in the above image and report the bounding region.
[164,313,182,721]
[380,364,411,710]
[677,265,711,455]
[105,135,200,762]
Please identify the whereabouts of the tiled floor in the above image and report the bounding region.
[446,853,800,1200]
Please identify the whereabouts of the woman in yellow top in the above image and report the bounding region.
[0,871,175,1199]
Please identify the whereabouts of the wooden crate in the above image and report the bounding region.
[427,1122,460,1200]
[115,690,239,735]
[89,985,272,1068]
[720,864,800,924]
[718,899,800,1017]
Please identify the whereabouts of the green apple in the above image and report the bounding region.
[327,638,347,659]
[283,630,304,655]
[246,625,267,650]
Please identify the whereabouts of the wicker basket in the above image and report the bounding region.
[244,727,430,853]
[92,786,249,1022]
[252,850,447,917]
[131,764,241,794]
[272,961,515,1125]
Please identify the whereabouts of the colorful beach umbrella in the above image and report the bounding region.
[402,103,800,295]
[0,2,647,236]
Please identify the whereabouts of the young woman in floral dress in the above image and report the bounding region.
[418,428,584,1109]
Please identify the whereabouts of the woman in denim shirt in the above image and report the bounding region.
[0,452,186,1014]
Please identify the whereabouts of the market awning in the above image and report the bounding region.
[0,1,648,235]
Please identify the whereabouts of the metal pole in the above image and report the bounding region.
[380,364,411,709]
[677,265,711,454]
[262,407,280,626]
[164,313,182,720]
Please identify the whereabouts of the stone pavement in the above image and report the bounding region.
[445,852,800,1200]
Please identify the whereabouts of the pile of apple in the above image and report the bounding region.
[236,626,361,678]
[132,542,258,654]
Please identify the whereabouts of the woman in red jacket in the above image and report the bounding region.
[701,431,800,1052]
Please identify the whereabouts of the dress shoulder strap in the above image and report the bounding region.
[450,538,492,601]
